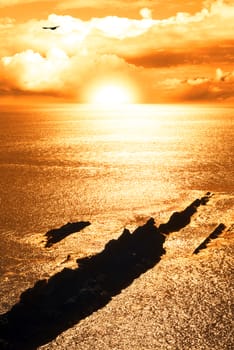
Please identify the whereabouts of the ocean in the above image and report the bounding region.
[0,104,233,313]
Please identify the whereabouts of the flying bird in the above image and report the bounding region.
[42,25,60,30]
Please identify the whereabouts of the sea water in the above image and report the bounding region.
[0,104,233,309]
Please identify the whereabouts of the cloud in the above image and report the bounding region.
[139,8,153,19]
[215,67,234,82]
[2,1,234,53]
[0,17,15,27]
[56,0,156,11]
[0,1,234,102]
[124,41,234,68]
[0,44,140,101]
[0,0,161,11]
[160,68,234,102]
[0,0,56,7]
[0,48,68,94]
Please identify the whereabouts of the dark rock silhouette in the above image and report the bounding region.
[159,193,212,234]
[193,223,226,254]
[0,218,164,350]
[45,221,91,247]
[0,195,212,349]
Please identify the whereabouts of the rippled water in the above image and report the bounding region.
[0,104,233,311]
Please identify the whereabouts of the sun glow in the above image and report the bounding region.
[88,82,136,106]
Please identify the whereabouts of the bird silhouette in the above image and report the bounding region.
[42,25,60,30]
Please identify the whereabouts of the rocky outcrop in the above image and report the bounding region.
[45,221,91,247]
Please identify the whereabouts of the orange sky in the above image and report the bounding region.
[0,0,234,104]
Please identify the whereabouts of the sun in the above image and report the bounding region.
[87,81,136,106]
[91,84,131,105]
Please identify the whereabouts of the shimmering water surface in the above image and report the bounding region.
[0,104,233,311]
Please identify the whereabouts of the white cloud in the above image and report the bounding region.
[1,48,69,91]
[0,17,15,28]
[139,8,153,19]
[215,67,234,81]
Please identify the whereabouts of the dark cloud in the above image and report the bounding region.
[124,50,192,68]
[175,70,234,102]
[123,40,234,68]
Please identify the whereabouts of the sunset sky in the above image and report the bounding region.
[0,0,234,104]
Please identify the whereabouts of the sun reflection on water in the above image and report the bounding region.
[74,104,193,142]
